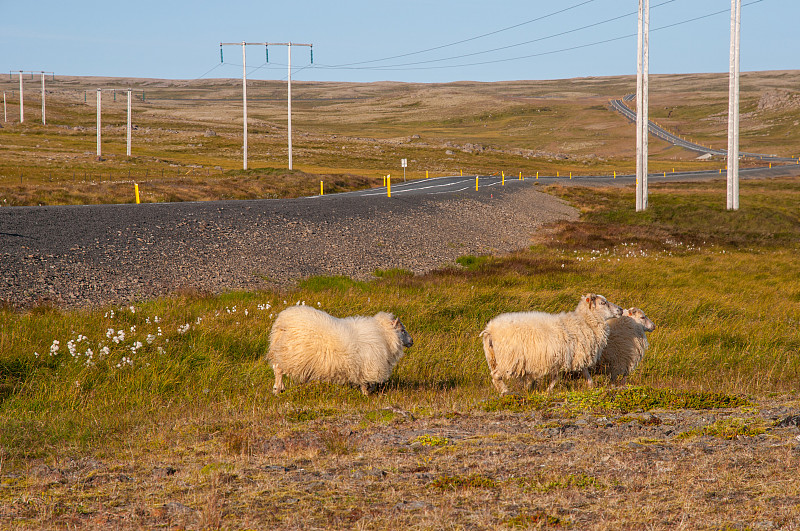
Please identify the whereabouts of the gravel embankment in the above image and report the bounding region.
[0,184,577,309]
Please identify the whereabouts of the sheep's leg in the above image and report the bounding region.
[523,374,536,392]
[360,383,372,396]
[618,374,628,387]
[272,364,285,395]
[491,374,510,396]
[582,368,594,388]
[546,372,561,393]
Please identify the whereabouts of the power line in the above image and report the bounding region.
[313,0,765,72]
[317,0,676,71]
[327,0,599,68]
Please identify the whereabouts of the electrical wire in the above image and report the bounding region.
[313,0,765,72]
[316,0,676,71]
[328,0,598,68]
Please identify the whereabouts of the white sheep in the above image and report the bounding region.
[268,306,413,396]
[481,294,623,395]
[594,307,656,386]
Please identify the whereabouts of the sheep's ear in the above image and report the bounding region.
[587,294,596,308]
[392,318,400,328]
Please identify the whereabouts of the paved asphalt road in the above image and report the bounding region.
[2,163,798,309]
[609,94,798,162]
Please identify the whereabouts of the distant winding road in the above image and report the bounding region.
[609,94,797,162]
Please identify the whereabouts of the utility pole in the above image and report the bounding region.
[127,89,132,156]
[727,0,742,211]
[19,71,23,123]
[97,89,102,157]
[635,0,650,212]
[220,41,313,170]
[10,71,53,124]
[41,72,46,125]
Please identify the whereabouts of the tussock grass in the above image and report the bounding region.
[1,177,799,467]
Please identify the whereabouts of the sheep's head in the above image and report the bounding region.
[625,307,656,332]
[393,318,414,348]
[583,293,624,320]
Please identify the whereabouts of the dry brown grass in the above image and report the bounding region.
[3,70,799,205]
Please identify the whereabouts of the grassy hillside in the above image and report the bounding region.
[2,71,799,205]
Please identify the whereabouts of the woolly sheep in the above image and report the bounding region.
[481,294,623,395]
[594,307,656,386]
[268,306,413,396]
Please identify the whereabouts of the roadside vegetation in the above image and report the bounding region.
[1,176,797,453]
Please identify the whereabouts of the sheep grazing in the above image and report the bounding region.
[481,294,623,395]
[268,306,413,396]
[594,307,656,386]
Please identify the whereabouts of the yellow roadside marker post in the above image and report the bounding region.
[134,183,140,204]
[387,175,391,197]
[426,170,429,179]
[502,171,505,186]
[475,176,479,191]
[320,181,324,195]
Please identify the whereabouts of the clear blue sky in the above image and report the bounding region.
[1,0,796,83]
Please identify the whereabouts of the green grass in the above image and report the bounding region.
[1,177,799,463]
[676,417,767,440]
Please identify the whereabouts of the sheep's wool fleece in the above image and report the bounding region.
[268,306,404,386]
[596,316,649,378]
[485,300,609,379]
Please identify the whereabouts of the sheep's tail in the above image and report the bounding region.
[480,329,497,373]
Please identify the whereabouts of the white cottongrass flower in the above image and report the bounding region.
[146,334,156,344]
[154,316,161,323]
[146,317,151,324]
[244,309,248,316]
[129,306,136,313]
[317,302,322,307]
[100,346,110,358]
[157,346,164,355]
[157,327,162,337]
[50,340,60,355]
[106,328,114,339]
[196,317,202,325]
[178,324,190,334]
[34,352,39,358]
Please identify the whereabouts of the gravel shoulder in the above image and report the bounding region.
[0,183,577,309]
